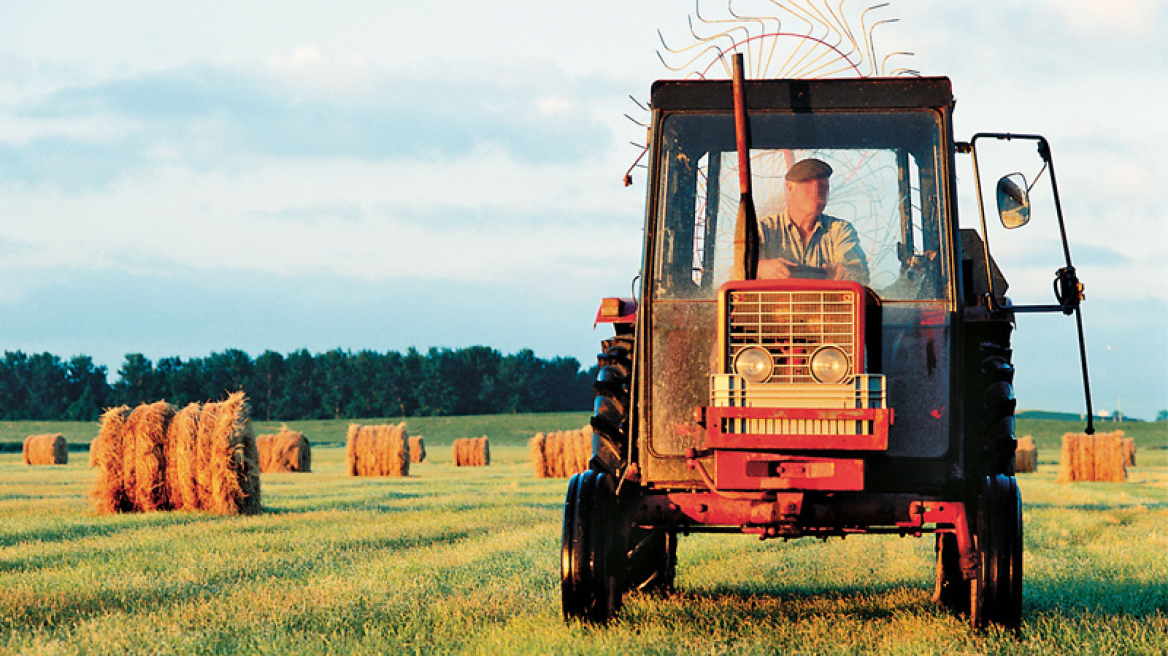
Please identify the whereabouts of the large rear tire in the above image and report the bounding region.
[561,470,624,623]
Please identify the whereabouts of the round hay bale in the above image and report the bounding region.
[409,435,427,464]
[1014,435,1037,474]
[23,433,68,466]
[452,436,489,467]
[124,401,175,512]
[347,423,408,476]
[389,423,409,476]
[345,424,360,476]
[573,427,591,474]
[195,401,221,507]
[477,436,490,466]
[91,406,133,514]
[166,403,202,511]
[529,433,547,478]
[257,429,312,473]
[203,392,262,515]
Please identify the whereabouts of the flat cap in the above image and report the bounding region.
[785,158,833,181]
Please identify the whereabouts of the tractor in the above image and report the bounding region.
[562,57,1093,630]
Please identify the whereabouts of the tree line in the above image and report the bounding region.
[0,347,596,422]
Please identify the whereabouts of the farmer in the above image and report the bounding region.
[756,158,869,284]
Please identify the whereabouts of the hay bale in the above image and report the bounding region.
[124,401,175,512]
[452,436,490,467]
[166,403,202,511]
[384,424,410,476]
[256,428,311,473]
[346,423,409,476]
[1093,431,1126,483]
[1056,433,1076,483]
[544,431,563,478]
[1122,436,1136,467]
[345,423,360,476]
[23,433,68,466]
[91,406,133,514]
[1015,435,1037,474]
[478,436,490,466]
[573,427,591,474]
[527,427,597,478]
[202,392,261,515]
[409,435,426,464]
[529,433,548,478]
[1057,431,1126,483]
[194,401,221,508]
[88,436,100,467]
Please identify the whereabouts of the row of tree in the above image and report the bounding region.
[0,347,596,421]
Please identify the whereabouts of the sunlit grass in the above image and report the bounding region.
[1,418,1165,654]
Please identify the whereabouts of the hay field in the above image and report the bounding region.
[0,416,1165,655]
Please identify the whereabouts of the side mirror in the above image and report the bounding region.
[996,173,1030,229]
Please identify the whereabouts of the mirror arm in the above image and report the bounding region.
[968,133,1096,436]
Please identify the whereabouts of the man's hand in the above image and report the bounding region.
[757,257,796,279]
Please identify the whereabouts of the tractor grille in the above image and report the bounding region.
[727,289,857,384]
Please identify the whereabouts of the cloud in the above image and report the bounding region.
[0,57,621,190]
[1042,0,1166,38]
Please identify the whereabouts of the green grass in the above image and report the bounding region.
[1,417,1165,655]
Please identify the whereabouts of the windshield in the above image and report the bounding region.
[652,111,949,302]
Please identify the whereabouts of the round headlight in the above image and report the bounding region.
[809,346,851,383]
[733,346,773,383]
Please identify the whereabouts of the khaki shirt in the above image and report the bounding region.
[758,211,870,284]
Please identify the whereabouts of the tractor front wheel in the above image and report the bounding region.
[970,474,1023,630]
[561,470,624,623]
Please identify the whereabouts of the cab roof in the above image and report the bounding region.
[650,76,954,112]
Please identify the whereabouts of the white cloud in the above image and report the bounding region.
[1042,0,1164,38]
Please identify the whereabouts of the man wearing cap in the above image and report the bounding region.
[756,158,870,284]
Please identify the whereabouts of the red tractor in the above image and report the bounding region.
[562,60,1093,629]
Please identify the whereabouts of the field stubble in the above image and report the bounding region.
[0,416,1165,655]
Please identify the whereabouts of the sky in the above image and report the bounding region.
[1,0,1165,420]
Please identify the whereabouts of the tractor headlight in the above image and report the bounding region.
[733,346,773,383]
[809,345,851,383]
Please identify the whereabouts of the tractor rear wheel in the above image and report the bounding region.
[970,474,1023,630]
[561,470,624,623]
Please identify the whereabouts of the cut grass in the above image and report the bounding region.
[1,417,1165,655]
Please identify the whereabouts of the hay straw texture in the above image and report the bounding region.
[1123,436,1137,468]
[124,401,175,512]
[1056,431,1127,483]
[345,423,410,477]
[409,435,426,464]
[529,426,591,478]
[167,403,202,511]
[204,393,262,515]
[91,406,133,514]
[256,429,312,473]
[1014,435,1037,474]
[22,433,68,466]
[452,436,490,467]
[89,394,262,515]
[529,433,547,478]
